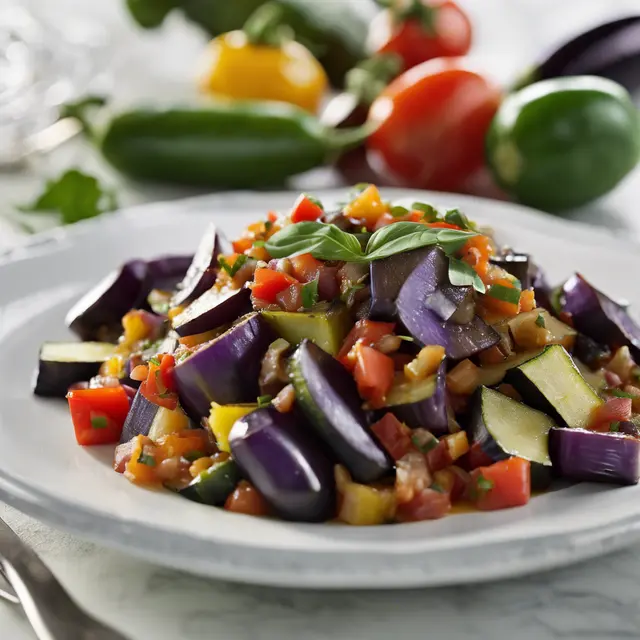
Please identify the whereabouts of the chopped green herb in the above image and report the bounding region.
[341,282,365,304]
[443,209,472,230]
[183,450,205,462]
[411,201,439,222]
[218,253,248,277]
[257,394,273,408]
[397,335,414,342]
[264,220,273,232]
[632,367,640,381]
[411,434,438,453]
[430,482,445,494]
[361,226,368,234]
[304,194,324,210]
[301,278,320,309]
[175,350,191,363]
[253,240,266,248]
[148,356,161,367]
[18,169,118,226]
[476,474,494,491]
[158,392,175,399]
[448,257,486,294]
[90,415,108,430]
[610,389,636,399]
[610,421,621,432]
[535,313,546,328]
[487,283,521,305]
[390,205,409,218]
[137,452,156,467]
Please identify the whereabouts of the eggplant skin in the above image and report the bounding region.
[562,274,640,358]
[33,360,102,398]
[229,408,336,522]
[290,340,392,483]
[119,388,160,443]
[174,313,275,420]
[549,427,640,485]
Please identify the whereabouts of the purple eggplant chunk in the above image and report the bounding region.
[424,285,475,324]
[290,340,392,483]
[171,224,223,307]
[119,388,160,443]
[562,274,640,358]
[549,427,640,485]
[387,362,450,435]
[173,287,251,337]
[229,408,336,522]
[396,248,499,359]
[66,260,149,342]
[174,313,275,419]
[146,255,193,292]
[490,253,530,289]
[368,247,433,320]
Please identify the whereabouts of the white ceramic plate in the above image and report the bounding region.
[2,189,640,589]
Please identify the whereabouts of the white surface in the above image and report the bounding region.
[2,0,640,638]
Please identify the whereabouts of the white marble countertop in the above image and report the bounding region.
[3,1,640,638]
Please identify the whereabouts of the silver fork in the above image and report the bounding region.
[0,516,130,639]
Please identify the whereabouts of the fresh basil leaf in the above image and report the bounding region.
[448,257,486,294]
[488,283,521,305]
[411,202,439,222]
[265,222,365,262]
[390,205,409,218]
[365,222,439,259]
[219,254,248,277]
[443,208,473,230]
[253,240,266,248]
[435,228,478,255]
[301,278,319,309]
[18,169,117,225]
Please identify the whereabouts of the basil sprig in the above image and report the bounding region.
[265,221,477,264]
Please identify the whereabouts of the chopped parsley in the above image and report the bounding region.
[390,205,409,218]
[137,452,156,467]
[218,254,248,277]
[535,313,546,328]
[487,283,521,306]
[411,201,439,222]
[430,482,445,494]
[610,421,621,432]
[397,335,415,342]
[610,389,636,399]
[253,240,266,248]
[301,278,319,309]
[411,434,438,453]
[476,474,494,491]
[264,220,273,232]
[257,394,273,408]
[148,356,161,367]
[90,415,108,430]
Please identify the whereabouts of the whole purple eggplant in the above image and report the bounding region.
[174,313,275,419]
[549,427,640,485]
[516,16,640,99]
[229,407,336,522]
[562,273,640,359]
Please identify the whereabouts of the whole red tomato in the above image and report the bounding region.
[368,0,472,71]
[367,58,503,193]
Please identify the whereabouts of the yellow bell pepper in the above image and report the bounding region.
[198,3,328,113]
[208,402,258,452]
[335,465,396,526]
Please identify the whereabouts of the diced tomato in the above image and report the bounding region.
[267,211,278,223]
[290,253,322,283]
[67,386,131,446]
[337,319,396,370]
[140,359,179,411]
[252,267,299,303]
[353,343,395,408]
[370,413,414,461]
[461,234,493,279]
[426,439,453,472]
[590,397,633,431]
[290,194,324,223]
[159,354,176,391]
[469,457,530,511]
[426,221,462,230]
[463,442,495,470]
[232,236,254,254]
[125,435,160,485]
[373,209,424,230]
[433,466,470,502]
[224,480,271,516]
[395,488,451,522]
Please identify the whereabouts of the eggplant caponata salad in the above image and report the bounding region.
[35,185,640,524]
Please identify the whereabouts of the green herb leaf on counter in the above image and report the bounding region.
[18,169,117,226]
[448,258,486,294]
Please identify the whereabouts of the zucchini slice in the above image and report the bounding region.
[179,459,240,505]
[507,345,603,428]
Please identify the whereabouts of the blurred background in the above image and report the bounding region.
[1,0,639,249]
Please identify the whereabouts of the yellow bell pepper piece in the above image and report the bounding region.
[198,4,327,113]
[209,402,258,452]
[338,481,396,526]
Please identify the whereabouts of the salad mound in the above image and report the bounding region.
[35,185,640,525]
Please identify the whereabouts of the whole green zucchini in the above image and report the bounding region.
[99,101,368,188]
[125,0,377,86]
